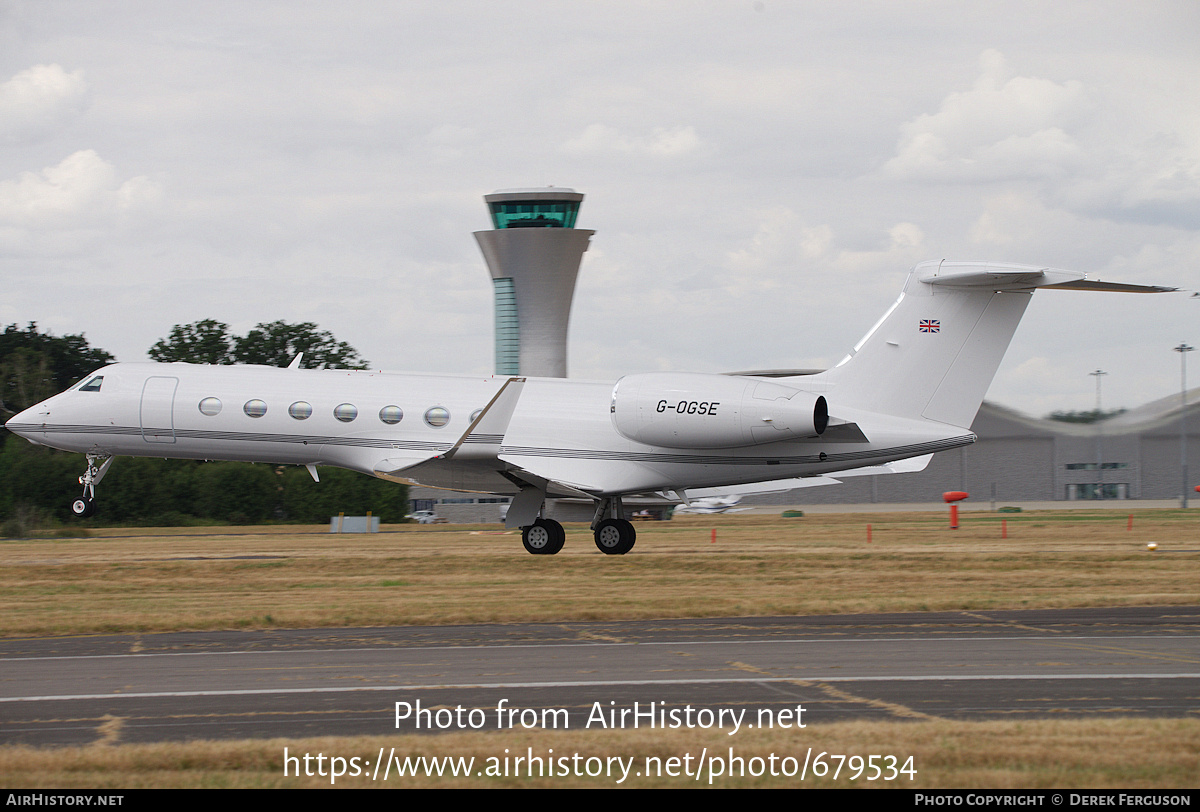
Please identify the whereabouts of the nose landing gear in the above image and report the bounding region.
[72,454,113,519]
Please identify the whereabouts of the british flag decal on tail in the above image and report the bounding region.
[919,319,940,333]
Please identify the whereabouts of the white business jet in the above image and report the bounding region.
[4,261,1170,555]
[671,495,751,515]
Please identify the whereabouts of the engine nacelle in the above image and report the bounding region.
[610,372,829,449]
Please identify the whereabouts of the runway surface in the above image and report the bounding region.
[2,607,1198,746]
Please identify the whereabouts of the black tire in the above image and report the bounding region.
[71,497,95,518]
[522,519,564,555]
[594,518,636,555]
[543,519,565,555]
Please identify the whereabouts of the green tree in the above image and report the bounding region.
[0,323,114,421]
[150,320,368,369]
[280,466,408,523]
[3,318,388,527]
[0,441,84,522]
[1047,408,1127,424]
[148,319,234,364]
[233,321,368,369]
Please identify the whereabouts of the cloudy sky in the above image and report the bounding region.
[2,1,1197,416]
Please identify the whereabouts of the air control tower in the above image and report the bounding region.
[474,188,593,378]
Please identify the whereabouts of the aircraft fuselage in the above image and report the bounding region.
[6,361,971,498]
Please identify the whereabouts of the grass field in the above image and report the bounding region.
[1,510,1196,636]
[2,719,1198,788]
[1,509,1197,788]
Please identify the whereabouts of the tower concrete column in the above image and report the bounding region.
[474,188,593,378]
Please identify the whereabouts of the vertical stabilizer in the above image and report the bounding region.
[827,261,1171,429]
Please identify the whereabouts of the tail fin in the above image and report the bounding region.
[828,261,1172,429]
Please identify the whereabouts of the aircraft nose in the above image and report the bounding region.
[4,403,49,442]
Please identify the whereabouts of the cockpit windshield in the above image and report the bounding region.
[77,375,104,392]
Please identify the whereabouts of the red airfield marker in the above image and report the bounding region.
[943,491,969,530]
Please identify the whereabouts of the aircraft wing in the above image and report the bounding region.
[678,476,843,500]
[376,377,528,480]
[372,450,449,481]
[497,450,667,495]
[663,454,932,501]
[826,453,932,477]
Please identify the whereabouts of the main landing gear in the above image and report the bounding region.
[515,494,637,556]
[72,454,113,519]
[591,497,636,555]
[522,518,565,555]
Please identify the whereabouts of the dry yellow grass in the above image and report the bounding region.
[2,510,1197,789]
[1,510,1197,636]
[1,719,1196,788]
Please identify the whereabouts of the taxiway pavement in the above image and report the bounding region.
[2,607,1197,746]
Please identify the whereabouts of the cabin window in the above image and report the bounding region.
[198,397,222,416]
[243,399,267,418]
[424,406,450,428]
[78,376,104,392]
[470,409,483,423]
[289,401,313,420]
[334,403,358,423]
[379,405,403,424]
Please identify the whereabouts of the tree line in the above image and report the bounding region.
[0,321,406,530]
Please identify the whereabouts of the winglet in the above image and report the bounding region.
[439,377,526,460]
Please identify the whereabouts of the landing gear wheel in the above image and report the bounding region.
[522,518,565,555]
[71,496,96,518]
[594,518,636,555]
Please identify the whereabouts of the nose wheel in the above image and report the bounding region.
[521,518,565,555]
[71,496,96,518]
[72,454,112,519]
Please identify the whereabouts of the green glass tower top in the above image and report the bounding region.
[485,187,583,230]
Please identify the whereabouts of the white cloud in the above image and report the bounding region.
[561,123,709,159]
[1057,131,1200,225]
[883,50,1089,183]
[0,64,89,143]
[0,5,1193,410]
[0,151,161,250]
[726,208,830,285]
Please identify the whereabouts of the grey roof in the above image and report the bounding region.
[975,389,1200,439]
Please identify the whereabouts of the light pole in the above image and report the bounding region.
[1090,369,1107,499]
[1174,343,1193,508]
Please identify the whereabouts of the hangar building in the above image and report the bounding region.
[746,392,1199,507]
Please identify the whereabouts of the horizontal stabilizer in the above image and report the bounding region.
[919,261,1175,293]
[1041,280,1177,293]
